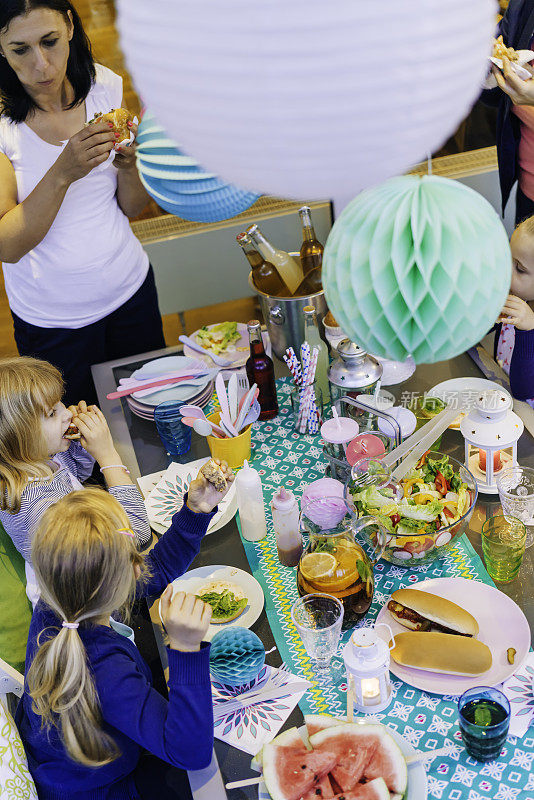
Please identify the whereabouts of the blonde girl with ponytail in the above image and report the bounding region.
[0,356,151,606]
[16,463,232,800]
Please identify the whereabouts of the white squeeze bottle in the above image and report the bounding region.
[235,460,267,542]
[271,486,303,567]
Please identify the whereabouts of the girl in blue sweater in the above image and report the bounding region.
[16,462,233,800]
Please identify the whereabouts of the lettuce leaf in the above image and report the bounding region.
[398,497,444,522]
[198,590,247,619]
[351,485,395,511]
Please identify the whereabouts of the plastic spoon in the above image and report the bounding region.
[193,418,223,438]
[238,400,261,430]
[178,406,226,436]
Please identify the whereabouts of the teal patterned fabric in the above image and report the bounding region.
[231,377,534,800]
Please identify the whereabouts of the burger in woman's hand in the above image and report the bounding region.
[88,108,134,144]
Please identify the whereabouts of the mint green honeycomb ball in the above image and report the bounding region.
[323,176,511,364]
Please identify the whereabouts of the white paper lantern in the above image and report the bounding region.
[117,0,494,205]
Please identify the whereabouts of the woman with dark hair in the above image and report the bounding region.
[0,1,165,404]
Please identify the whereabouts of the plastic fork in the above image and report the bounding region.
[236,371,250,401]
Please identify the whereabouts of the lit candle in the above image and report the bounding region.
[478,449,502,472]
[361,677,381,701]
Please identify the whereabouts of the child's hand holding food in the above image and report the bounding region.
[187,459,234,513]
[160,589,212,652]
[67,400,88,417]
[73,405,118,463]
[499,293,534,331]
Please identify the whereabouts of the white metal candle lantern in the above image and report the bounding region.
[460,390,524,494]
[343,625,394,714]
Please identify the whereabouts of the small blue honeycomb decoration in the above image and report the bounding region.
[209,627,265,687]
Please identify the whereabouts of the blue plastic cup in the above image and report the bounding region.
[458,686,510,762]
[154,401,192,458]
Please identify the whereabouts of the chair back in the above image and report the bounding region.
[0,656,37,800]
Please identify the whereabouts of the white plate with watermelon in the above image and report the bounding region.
[256,714,427,800]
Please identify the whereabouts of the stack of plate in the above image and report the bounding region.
[124,356,215,421]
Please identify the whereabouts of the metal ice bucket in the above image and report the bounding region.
[249,254,327,361]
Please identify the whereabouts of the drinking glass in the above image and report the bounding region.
[290,593,344,683]
[481,514,526,583]
[154,401,192,459]
[496,465,534,549]
[458,686,510,762]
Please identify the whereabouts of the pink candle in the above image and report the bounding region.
[478,449,502,472]
[346,433,386,467]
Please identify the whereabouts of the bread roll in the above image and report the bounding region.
[88,108,133,139]
[389,588,479,636]
[201,459,227,491]
[391,631,492,676]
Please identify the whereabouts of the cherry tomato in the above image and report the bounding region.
[390,513,400,527]
[443,506,455,520]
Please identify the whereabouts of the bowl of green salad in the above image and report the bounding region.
[346,451,478,566]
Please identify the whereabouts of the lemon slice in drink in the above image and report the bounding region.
[300,553,337,581]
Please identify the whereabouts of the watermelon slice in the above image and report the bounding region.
[251,727,306,772]
[310,724,379,792]
[329,778,390,800]
[301,773,334,800]
[310,724,407,795]
[305,714,346,739]
[263,741,338,800]
[362,731,408,795]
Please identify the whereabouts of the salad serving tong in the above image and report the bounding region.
[342,397,457,490]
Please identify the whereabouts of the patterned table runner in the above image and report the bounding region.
[230,377,533,800]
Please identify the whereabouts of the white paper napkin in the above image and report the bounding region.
[501,652,534,738]
[212,665,311,755]
[144,458,236,533]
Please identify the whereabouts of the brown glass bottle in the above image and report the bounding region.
[245,320,278,420]
[292,266,323,297]
[236,232,289,296]
[299,206,323,276]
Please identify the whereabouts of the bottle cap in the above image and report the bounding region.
[236,232,250,245]
[272,485,296,511]
[247,319,261,332]
[236,460,258,486]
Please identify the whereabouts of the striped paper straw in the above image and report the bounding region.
[304,348,319,434]
[307,349,320,434]
[298,343,311,433]
[283,347,302,388]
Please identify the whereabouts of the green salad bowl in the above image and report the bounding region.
[345,450,478,567]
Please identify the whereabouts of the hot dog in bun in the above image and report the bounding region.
[387,588,479,637]
[390,631,492,676]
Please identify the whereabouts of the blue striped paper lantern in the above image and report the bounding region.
[135,112,259,222]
